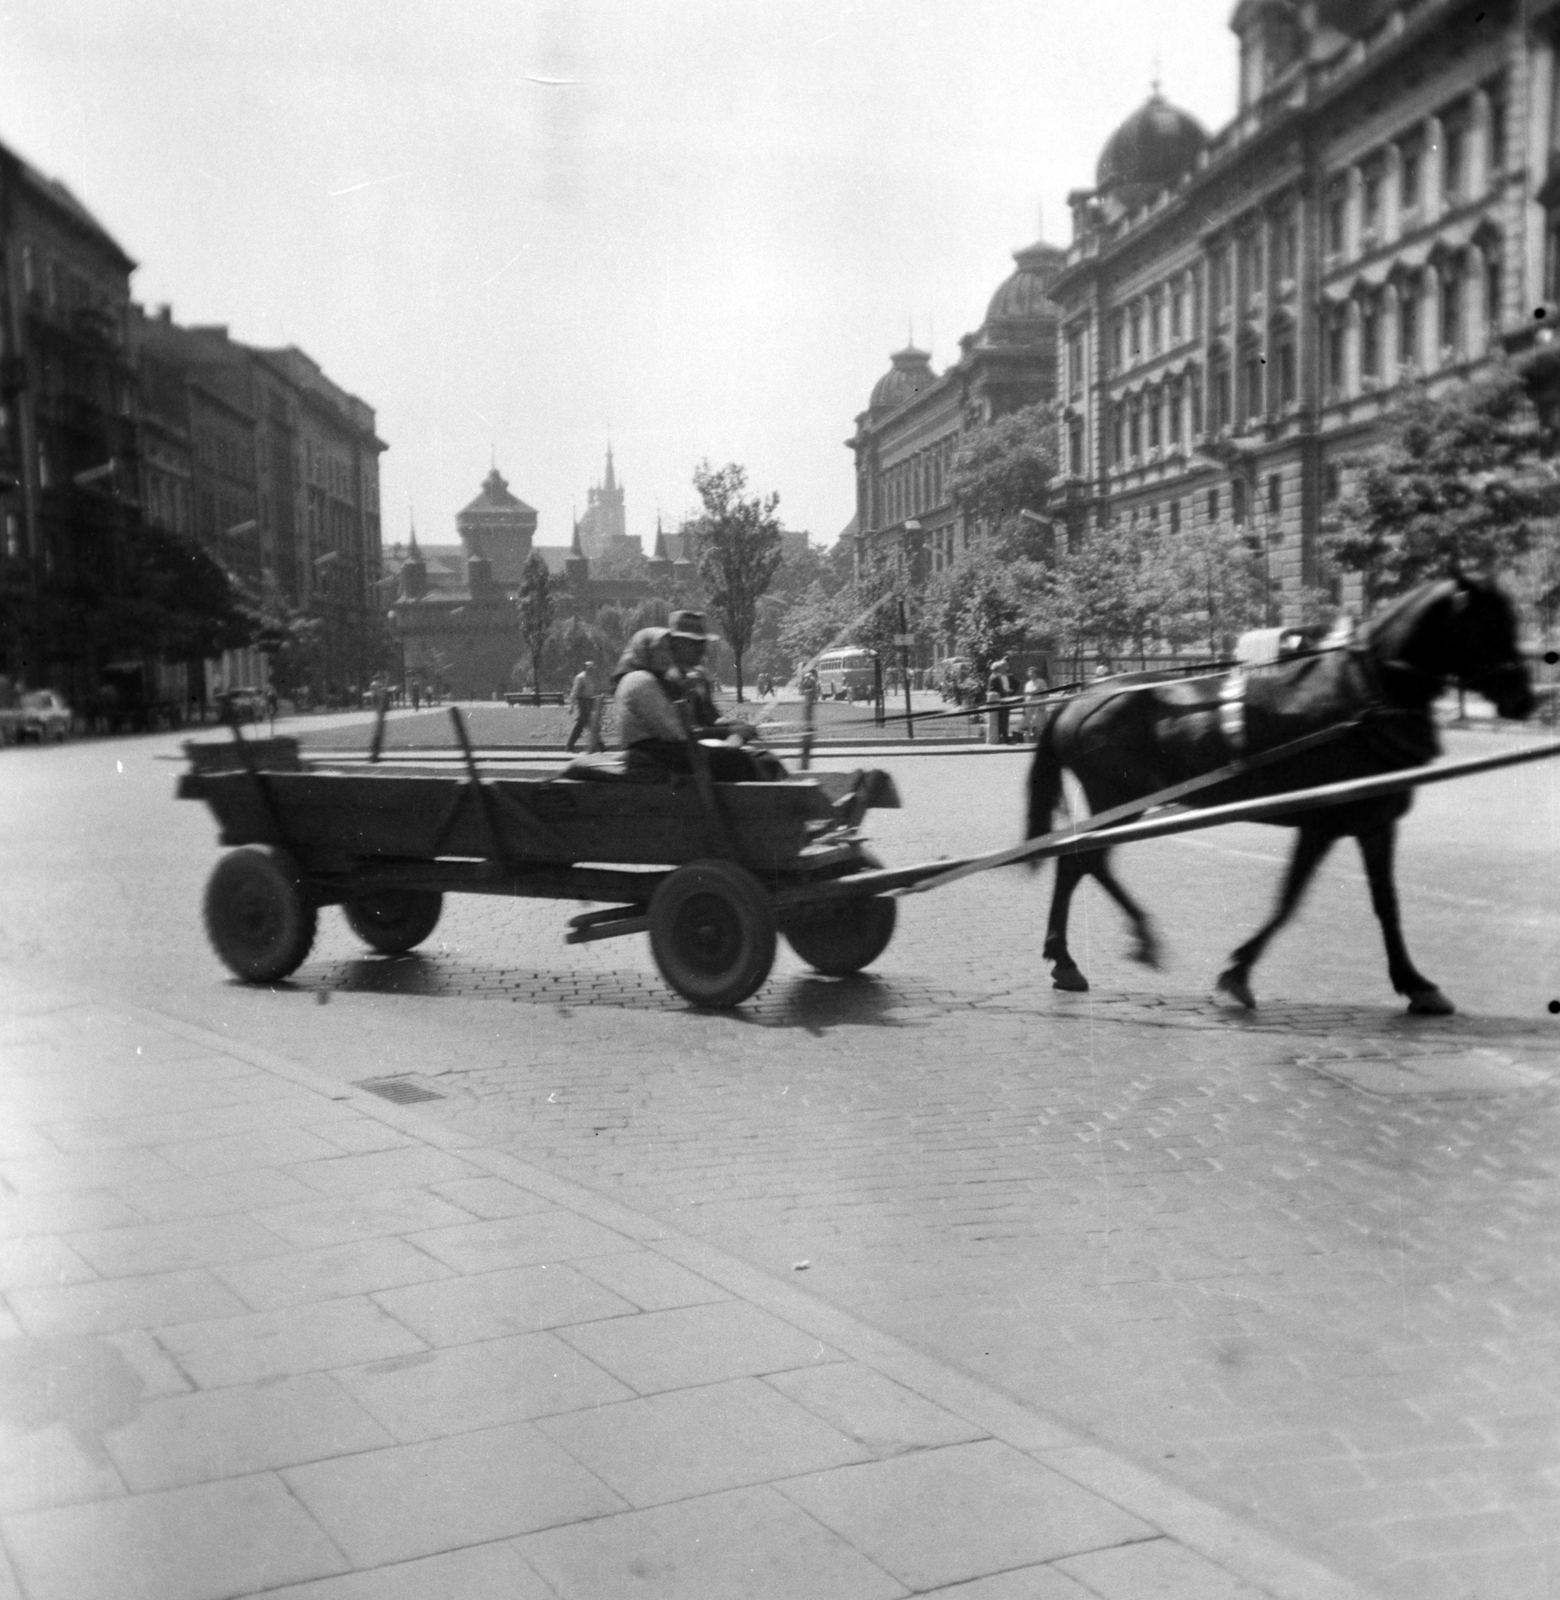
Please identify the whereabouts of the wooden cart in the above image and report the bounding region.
[178,712,902,1009]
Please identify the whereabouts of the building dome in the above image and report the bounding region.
[1095,92,1207,197]
[985,242,1065,323]
[870,346,935,412]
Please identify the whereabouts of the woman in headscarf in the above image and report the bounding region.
[611,627,781,781]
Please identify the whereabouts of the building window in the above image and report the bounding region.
[1400,139,1422,213]
[1327,312,1346,393]
[1169,499,1181,534]
[1441,265,1462,357]
[1326,183,1347,257]
[21,245,34,296]
[1363,165,1383,240]
[1111,404,1125,465]
[1128,395,1142,458]
[1485,253,1502,332]
[1167,378,1183,446]
[1278,210,1298,281]
[1130,303,1144,364]
[1068,417,1084,475]
[1170,279,1186,341]
[1149,290,1163,355]
[1399,278,1420,364]
[4,512,20,561]
[1443,117,1466,205]
[1207,486,1220,522]
[1324,463,1342,502]
[1212,358,1232,430]
[1212,248,1232,314]
[1276,336,1296,404]
[1231,478,1247,526]
[1147,385,1162,449]
[1192,264,1205,335]
[1361,293,1381,378]
[1488,83,1506,178]
[1067,330,1085,397]
[1242,347,1264,419]
[1268,473,1282,516]
[1110,318,1125,372]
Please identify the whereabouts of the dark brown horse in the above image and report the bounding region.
[1026,576,1535,1013]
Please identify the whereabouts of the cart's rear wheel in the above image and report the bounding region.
[782,894,897,976]
[203,847,317,983]
[648,859,776,1008]
[345,888,443,954]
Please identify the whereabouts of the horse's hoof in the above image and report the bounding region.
[1131,934,1161,970]
[1052,967,1090,992]
[1406,987,1456,1016]
[1215,968,1256,1009]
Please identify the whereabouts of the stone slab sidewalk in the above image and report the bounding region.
[0,971,1381,1600]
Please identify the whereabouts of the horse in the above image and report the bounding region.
[1025,575,1535,1014]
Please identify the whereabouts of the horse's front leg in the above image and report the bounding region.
[1091,853,1161,968]
[1044,853,1091,991]
[1217,825,1335,1008]
[1356,825,1454,1014]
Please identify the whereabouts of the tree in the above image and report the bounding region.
[926,550,1029,680]
[1154,521,1268,657]
[691,461,784,701]
[1026,521,1160,674]
[946,402,1060,557]
[1324,364,1545,613]
[514,552,555,701]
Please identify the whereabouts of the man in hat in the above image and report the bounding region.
[665,611,722,728]
[987,656,1020,743]
[565,660,599,753]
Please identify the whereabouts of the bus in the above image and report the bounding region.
[813,646,878,702]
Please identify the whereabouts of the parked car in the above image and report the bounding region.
[215,688,266,724]
[17,689,72,742]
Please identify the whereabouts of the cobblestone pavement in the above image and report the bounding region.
[4,723,1559,1598]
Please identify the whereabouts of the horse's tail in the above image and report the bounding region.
[1025,705,1064,863]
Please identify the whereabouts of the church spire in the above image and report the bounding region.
[603,443,617,492]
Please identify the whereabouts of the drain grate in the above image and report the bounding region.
[355,1076,446,1104]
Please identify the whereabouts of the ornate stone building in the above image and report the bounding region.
[1052,0,1560,617]
[847,241,1065,585]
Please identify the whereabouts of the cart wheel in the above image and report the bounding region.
[648,859,776,1008]
[782,895,897,976]
[203,847,317,983]
[345,888,443,954]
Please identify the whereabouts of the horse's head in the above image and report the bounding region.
[1388,575,1536,720]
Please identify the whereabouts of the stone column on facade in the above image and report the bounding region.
[1423,263,1443,369]
[1524,29,1555,310]
[1383,143,1403,245]
[1344,295,1363,396]
[1384,279,1403,383]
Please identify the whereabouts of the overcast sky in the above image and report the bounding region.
[4,0,1238,554]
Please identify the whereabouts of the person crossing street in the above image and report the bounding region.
[565,660,599,753]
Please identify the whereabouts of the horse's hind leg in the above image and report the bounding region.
[1044,853,1091,991]
[1357,825,1453,1015]
[1217,826,1335,1008]
[1090,852,1161,968]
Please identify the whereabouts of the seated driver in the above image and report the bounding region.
[612,617,780,781]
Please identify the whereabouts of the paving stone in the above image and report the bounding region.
[109,1167,323,1223]
[518,1483,906,1600]
[281,1421,625,1566]
[557,1297,842,1393]
[915,1568,1097,1599]
[65,1214,294,1277]
[281,1146,487,1196]
[334,1328,633,1440]
[1056,1536,1273,1597]
[776,1439,1156,1591]
[7,1267,251,1338]
[258,1539,557,1599]
[213,1236,454,1311]
[156,1124,345,1176]
[406,1207,635,1273]
[252,1185,481,1249]
[158,1296,426,1388]
[537,1376,870,1504]
[570,1249,731,1311]
[2,1471,349,1600]
[103,1371,394,1491]
[764,1362,987,1456]
[0,1235,96,1290]
[372,1260,635,1344]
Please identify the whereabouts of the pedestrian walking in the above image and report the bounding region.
[987,657,1020,743]
[1022,666,1048,741]
[565,660,598,753]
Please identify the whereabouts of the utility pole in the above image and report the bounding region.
[896,597,915,740]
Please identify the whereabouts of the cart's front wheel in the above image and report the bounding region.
[648,859,776,1008]
[345,888,443,954]
[203,847,317,983]
[781,894,897,976]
